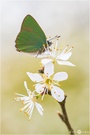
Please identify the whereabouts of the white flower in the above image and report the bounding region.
[14,81,44,120]
[41,39,75,66]
[27,62,68,102]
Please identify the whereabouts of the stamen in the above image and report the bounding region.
[66,47,73,53]
[56,48,59,51]
[61,46,68,54]
[55,38,59,49]
[24,112,28,115]
[25,107,30,114]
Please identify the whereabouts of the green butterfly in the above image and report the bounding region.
[15,15,60,55]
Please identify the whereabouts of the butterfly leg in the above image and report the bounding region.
[35,47,45,57]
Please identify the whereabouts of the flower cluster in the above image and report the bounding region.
[14,38,75,120]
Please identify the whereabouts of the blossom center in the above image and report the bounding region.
[45,78,52,85]
[29,93,37,102]
[29,95,37,103]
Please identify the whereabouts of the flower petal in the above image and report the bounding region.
[57,60,75,66]
[51,86,65,102]
[53,72,68,81]
[41,58,52,65]
[44,62,54,77]
[24,81,31,96]
[35,102,44,116]
[14,96,29,101]
[57,52,72,60]
[15,93,26,97]
[27,72,43,82]
[35,84,45,94]
[29,103,34,120]
[20,102,31,111]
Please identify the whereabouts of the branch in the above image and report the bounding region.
[48,90,74,135]
[57,95,74,135]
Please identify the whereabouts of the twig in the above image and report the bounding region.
[48,91,74,135]
[57,95,74,135]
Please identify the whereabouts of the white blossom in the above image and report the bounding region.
[41,39,75,66]
[14,81,44,120]
[27,62,68,102]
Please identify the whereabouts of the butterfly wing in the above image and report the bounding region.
[15,15,46,53]
[15,31,45,52]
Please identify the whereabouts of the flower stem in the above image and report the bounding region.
[57,95,74,135]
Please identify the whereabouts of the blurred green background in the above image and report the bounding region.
[1,0,89,134]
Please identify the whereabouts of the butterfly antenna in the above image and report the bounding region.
[47,35,60,41]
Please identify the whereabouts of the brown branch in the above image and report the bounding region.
[57,95,74,135]
[48,91,74,135]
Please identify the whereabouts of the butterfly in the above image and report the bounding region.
[15,15,60,56]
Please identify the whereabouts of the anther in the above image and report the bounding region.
[22,101,24,104]
[19,108,23,112]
